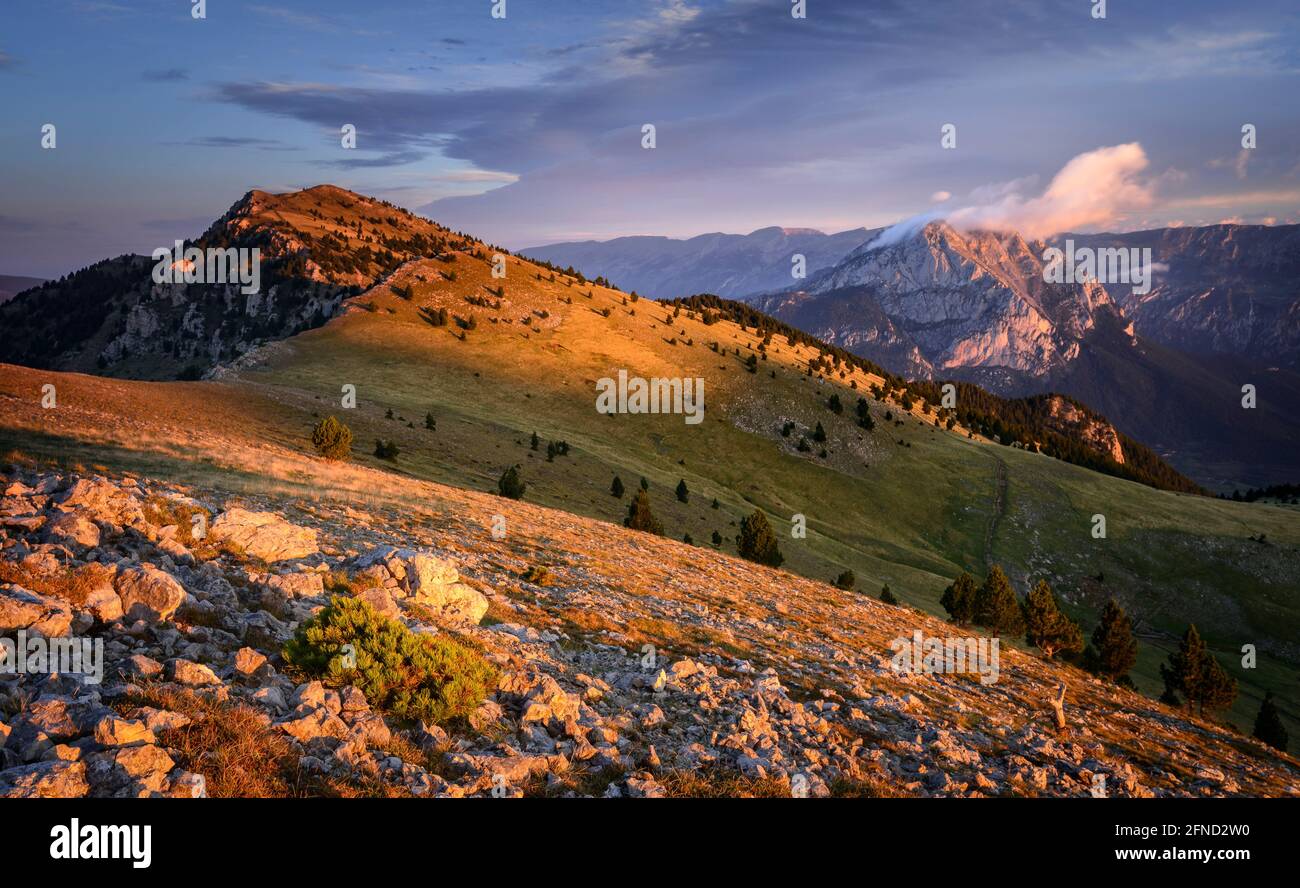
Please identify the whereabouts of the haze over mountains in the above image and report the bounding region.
[533,221,1300,490]
[523,227,876,301]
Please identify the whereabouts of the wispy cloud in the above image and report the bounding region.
[142,67,188,82]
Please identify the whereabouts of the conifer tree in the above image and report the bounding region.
[940,572,977,625]
[530,431,540,451]
[610,475,625,498]
[711,530,723,546]
[676,479,689,503]
[1086,598,1138,685]
[1253,692,1289,752]
[624,489,664,535]
[1161,625,1238,717]
[879,584,899,605]
[737,509,783,567]
[497,464,526,500]
[813,421,827,443]
[1021,579,1084,658]
[833,570,855,590]
[974,565,1024,635]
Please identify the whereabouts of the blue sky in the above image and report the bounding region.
[2,0,1298,277]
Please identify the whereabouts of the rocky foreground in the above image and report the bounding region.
[1,468,1296,798]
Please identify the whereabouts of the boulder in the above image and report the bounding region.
[412,581,488,626]
[210,509,318,562]
[93,716,155,747]
[0,760,89,798]
[0,584,73,636]
[43,512,101,550]
[355,585,400,619]
[114,565,186,622]
[167,659,221,687]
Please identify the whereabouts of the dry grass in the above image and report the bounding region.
[0,560,109,607]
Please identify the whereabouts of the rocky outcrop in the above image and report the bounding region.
[0,468,1294,799]
[210,509,319,562]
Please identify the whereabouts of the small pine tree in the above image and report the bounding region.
[497,464,526,500]
[530,431,540,451]
[640,477,649,491]
[683,532,694,545]
[1021,579,1084,659]
[812,421,827,443]
[940,572,977,625]
[676,479,689,503]
[373,439,400,460]
[424,412,436,430]
[1086,598,1138,684]
[711,530,723,546]
[974,565,1024,636]
[1162,624,1238,717]
[737,509,783,567]
[879,584,899,605]
[624,489,664,535]
[1253,692,1289,752]
[310,416,353,461]
[827,393,843,414]
[833,570,855,590]
[611,476,625,498]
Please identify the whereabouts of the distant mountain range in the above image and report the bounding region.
[534,220,1300,489]
[523,226,876,301]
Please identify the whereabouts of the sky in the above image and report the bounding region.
[1,0,1298,277]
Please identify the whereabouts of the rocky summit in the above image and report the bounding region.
[1,468,1295,798]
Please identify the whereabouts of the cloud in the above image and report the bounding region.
[172,136,297,152]
[142,68,189,82]
[930,191,952,202]
[947,144,1155,238]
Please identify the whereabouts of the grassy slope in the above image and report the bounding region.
[3,241,1297,739]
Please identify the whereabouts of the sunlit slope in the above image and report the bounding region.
[3,243,1297,734]
[231,249,1300,664]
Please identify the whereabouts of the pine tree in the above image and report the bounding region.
[833,570,855,590]
[737,509,783,567]
[497,464,526,500]
[675,479,689,503]
[812,421,827,443]
[530,431,540,451]
[879,584,899,605]
[610,476,625,498]
[1086,598,1138,684]
[1160,624,1206,712]
[974,565,1024,636]
[827,393,843,414]
[711,530,723,546]
[1253,692,1289,752]
[1021,579,1084,659]
[424,412,436,431]
[1200,654,1238,716]
[640,477,649,491]
[940,572,977,625]
[624,489,664,535]
[1162,625,1238,717]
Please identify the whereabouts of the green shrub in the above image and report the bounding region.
[283,595,496,726]
[374,439,400,460]
[737,509,783,567]
[311,416,353,460]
